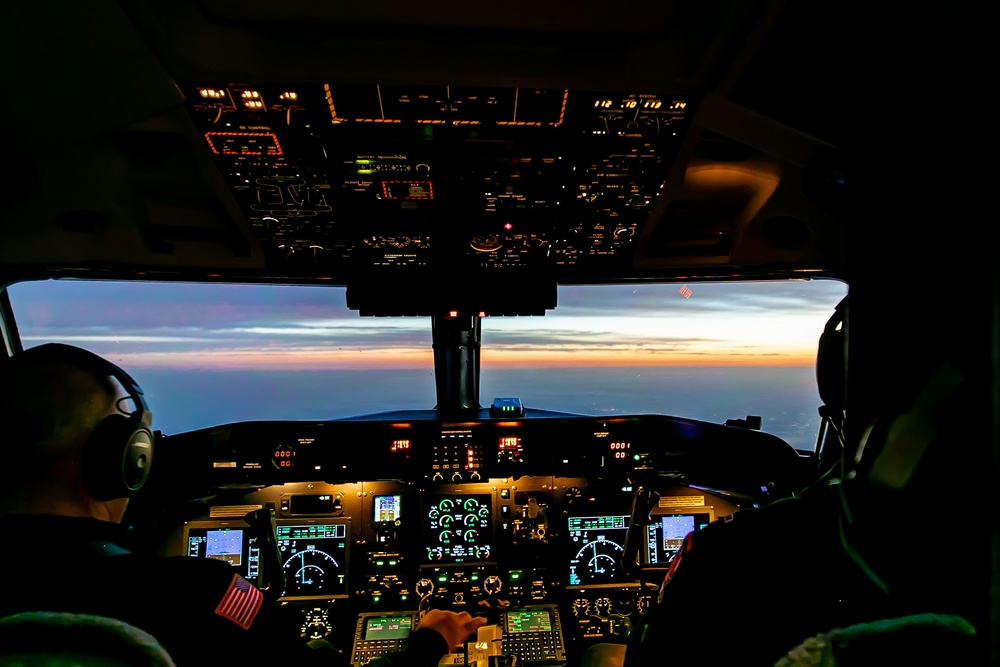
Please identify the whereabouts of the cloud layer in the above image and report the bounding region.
[10,279,847,370]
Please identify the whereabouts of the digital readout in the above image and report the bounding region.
[506,611,552,633]
[365,616,413,641]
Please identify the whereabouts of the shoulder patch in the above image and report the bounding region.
[214,574,263,630]
[657,532,693,603]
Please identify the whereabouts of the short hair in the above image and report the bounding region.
[0,349,117,466]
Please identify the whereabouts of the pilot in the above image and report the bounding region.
[0,343,485,666]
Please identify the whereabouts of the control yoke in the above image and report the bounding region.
[622,486,662,582]
[245,508,285,603]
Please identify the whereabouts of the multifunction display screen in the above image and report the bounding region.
[364,616,413,641]
[506,610,553,634]
[186,525,259,582]
[375,495,402,523]
[277,521,349,598]
[425,495,492,564]
[644,513,712,565]
[567,515,629,586]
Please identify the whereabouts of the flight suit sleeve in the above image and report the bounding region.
[96,555,338,666]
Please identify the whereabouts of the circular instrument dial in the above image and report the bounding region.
[573,539,625,585]
[283,550,339,595]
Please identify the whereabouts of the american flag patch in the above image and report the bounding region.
[214,573,263,630]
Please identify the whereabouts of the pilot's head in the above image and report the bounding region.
[0,345,126,522]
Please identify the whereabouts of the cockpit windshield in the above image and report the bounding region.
[7,278,845,450]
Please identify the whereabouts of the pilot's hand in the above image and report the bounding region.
[419,610,488,651]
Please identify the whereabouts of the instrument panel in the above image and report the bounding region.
[159,412,805,665]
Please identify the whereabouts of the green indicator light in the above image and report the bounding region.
[376,560,385,566]
[470,575,479,581]
[438,576,448,582]
[356,159,376,164]
[633,454,641,460]
[357,169,374,174]
[400,595,408,601]
[510,573,520,580]
[388,560,397,566]
[373,596,381,603]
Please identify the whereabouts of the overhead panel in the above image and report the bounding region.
[185,83,690,281]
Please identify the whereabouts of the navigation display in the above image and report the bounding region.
[375,495,402,523]
[506,610,553,634]
[424,494,492,564]
[644,512,712,565]
[277,520,349,598]
[364,616,413,641]
[185,524,259,582]
[567,515,629,586]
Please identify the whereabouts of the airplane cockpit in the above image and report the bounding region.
[0,1,995,665]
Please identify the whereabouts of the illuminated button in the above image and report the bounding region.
[500,489,510,499]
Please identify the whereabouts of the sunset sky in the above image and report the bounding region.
[8,279,847,370]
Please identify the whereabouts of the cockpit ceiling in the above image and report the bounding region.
[0,0,847,288]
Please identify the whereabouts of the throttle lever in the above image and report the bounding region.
[245,507,285,604]
[622,486,660,581]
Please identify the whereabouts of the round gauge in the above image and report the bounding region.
[439,530,453,544]
[572,599,590,617]
[426,547,443,562]
[283,550,339,595]
[440,515,454,528]
[463,514,479,527]
[299,608,333,640]
[474,545,491,560]
[477,506,490,519]
[595,598,612,615]
[470,235,502,252]
[564,487,583,502]
[574,539,624,585]
[438,499,455,512]
[463,498,480,512]
[271,444,297,470]
[428,507,440,520]
[415,578,435,597]
[462,529,479,543]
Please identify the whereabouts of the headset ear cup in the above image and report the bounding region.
[816,299,846,411]
[81,414,154,501]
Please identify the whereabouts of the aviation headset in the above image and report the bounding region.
[0,343,154,501]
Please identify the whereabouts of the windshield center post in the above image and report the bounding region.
[432,313,482,412]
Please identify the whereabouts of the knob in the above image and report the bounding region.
[415,579,435,598]
[454,592,465,604]
[483,575,502,596]
[432,473,443,481]
[470,471,481,481]
[451,472,463,482]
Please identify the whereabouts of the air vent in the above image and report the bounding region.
[209,504,263,518]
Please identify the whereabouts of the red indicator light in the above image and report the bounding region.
[447,310,459,318]
[499,436,522,451]
[503,223,513,230]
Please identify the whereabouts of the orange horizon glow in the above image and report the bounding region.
[108,347,818,371]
